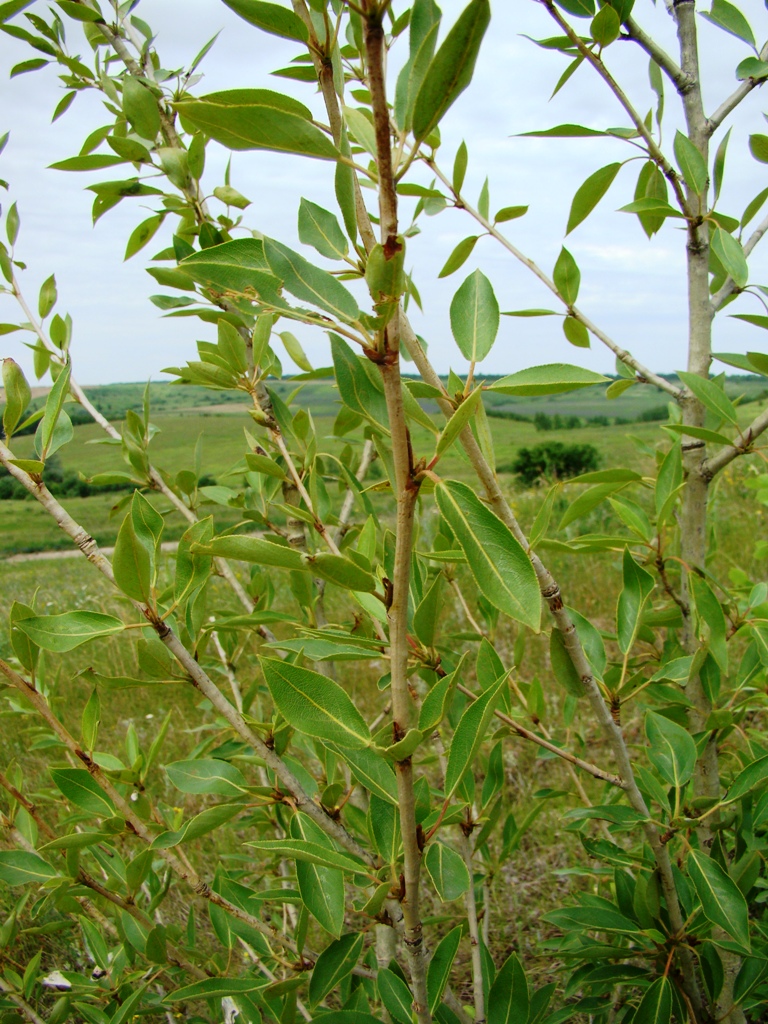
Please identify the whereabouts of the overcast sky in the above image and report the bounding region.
[1,0,768,385]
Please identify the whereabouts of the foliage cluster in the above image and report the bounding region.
[504,442,601,486]
[3,2,768,1024]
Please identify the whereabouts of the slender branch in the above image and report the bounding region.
[0,656,330,969]
[457,683,622,787]
[622,16,688,91]
[363,6,430,1021]
[699,406,768,480]
[458,832,485,1024]
[706,41,768,137]
[539,0,689,214]
[426,160,683,399]
[0,440,373,866]
[0,979,46,1024]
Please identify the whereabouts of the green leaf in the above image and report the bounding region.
[453,140,468,193]
[260,657,371,748]
[710,227,748,288]
[687,850,751,950]
[124,214,163,261]
[444,674,508,798]
[554,0,595,17]
[450,270,499,363]
[81,686,100,751]
[427,925,462,1011]
[423,841,471,901]
[0,851,58,886]
[2,358,31,439]
[343,106,377,157]
[489,363,608,396]
[549,628,585,698]
[712,127,731,205]
[37,273,56,318]
[245,838,366,874]
[700,0,755,47]
[633,977,673,1024]
[378,968,414,1024]
[309,553,378,593]
[488,952,529,1024]
[412,0,491,144]
[435,388,483,460]
[291,813,345,938]
[10,601,39,673]
[153,803,243,848]
[673,131,708,195]
[677,370,739,427]
[494,205,528,223]
[298,198,348,261]
[122,76,161,141]
[590,3,620,46]
[166,978,267,1001]
[617,548,654,653]
[438,235,480,278]
[180,238,280,298]
[112,511,151,602]
[49,768,115,817]
[165,758,246,797]
[736,57,768,82]
[16,611,125,653]
[37,359,70,460]
[263,237,360,321]
[563,316,590,348]
[194,535,305,570]
[645,711,697,787]
[436,480,541,630]
[173,90,338,160]
[723,754,768,804]
[553,247,580,305]
[749,134,768,163]
[221,0,309,41]
[49,154,128,172]
[330,745,398,805]
[413,572,445,648]
[309,932,365,1007]
[418,657,464,733]
[330,333,389,429]
[566,162,621,233]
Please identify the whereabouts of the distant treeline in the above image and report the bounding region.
[486,404,670,430]
[0,457,132,501]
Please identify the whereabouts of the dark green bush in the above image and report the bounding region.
[504,441,601,486]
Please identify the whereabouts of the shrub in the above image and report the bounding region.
[507,442,601,486]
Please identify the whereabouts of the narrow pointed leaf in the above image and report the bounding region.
[436,480,540,629]
[260,657,371,748]
[412,0,490,144]
[488,952,529,1024]
[444,674,508,798]
[687,850,751,950]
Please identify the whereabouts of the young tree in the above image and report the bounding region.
[1,1,768,1023]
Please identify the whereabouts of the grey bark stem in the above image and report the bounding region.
[0,979,46,1024]
[459,832,485,1024]
[622,17,688,90]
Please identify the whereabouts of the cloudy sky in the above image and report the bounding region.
[1,0,767,385]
